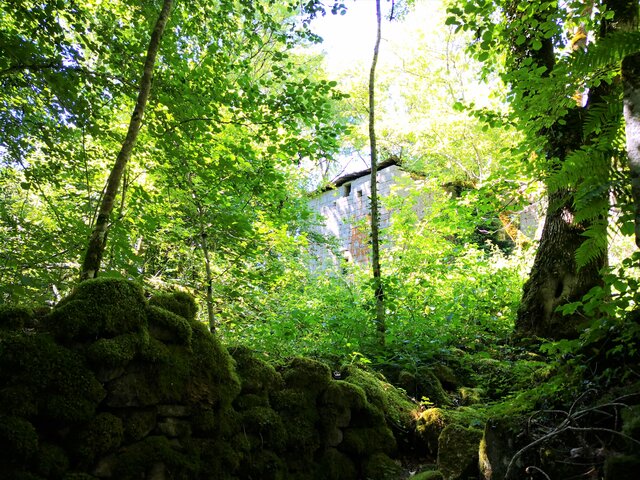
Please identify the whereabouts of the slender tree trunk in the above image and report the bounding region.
[200,231,216,332]
[80,0,173,281]
[622,54,640,248]
[369,0,385,346]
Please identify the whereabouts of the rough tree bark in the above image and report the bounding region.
[622,53,640,248]
[513,4,608,339]
[369,0,385,346]
[80,0,173,281]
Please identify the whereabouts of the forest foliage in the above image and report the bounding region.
[0,0,639,375]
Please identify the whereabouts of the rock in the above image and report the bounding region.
[93,454,117,478]
[479,416,529,480]
[437,424,482,480]
[417,408,447,455]
[324,425,344,447]
[106,370,159,407]
[157,404,190,417]
[156,417,191,438]
[148,461,166,480]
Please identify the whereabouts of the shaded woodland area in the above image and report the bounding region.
[1,0,640,479]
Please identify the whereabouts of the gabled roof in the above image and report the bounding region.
[317,156,401,193]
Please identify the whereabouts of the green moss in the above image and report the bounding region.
[146,305,192,345]
[36,443,69,478]
[282,357,332,395]
[431,363,460,390]
[241,406,287,450]
[340,426,396,457]
[604,455,640,480]
[45,278,147,342]
[63,474,97,480]
[317,448,357,480]
[0,333,105,422]
[148,291,198,322]
[0,304,33,330]
[0,384,37,417]
[73,413,124,466]
[234,393,270,410]
[230,346,284,394]
[237,449,286,480]
[344,365,417,429]
[437,424,483,480]
[362,453,403,480]
[187,322,241,406]
[155,345,192,403]
[458,386,484,406]
[191,407,217,435]
[415,367,453,406]
[0,415,38,462]
[85,333,139,367]
[412,470,444,480]
[121,409,157,441]
[112,435,197,480]
[321,380,368,411]
[417,408,447,455]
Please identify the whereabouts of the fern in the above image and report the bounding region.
[573,31,640,75]
[576,219,609,268]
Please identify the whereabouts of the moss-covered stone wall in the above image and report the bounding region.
[0,279,420,480]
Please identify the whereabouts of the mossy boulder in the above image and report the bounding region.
[230,346,284,394]
[72,412,124,467]
[398,367,452,407]
[45,279,146,342]
[35,443,69,478]
[417,408,447,455]
[431,364,460,390]
[241,406,287,451]
[0,333,105,422]
[340,425,396,457]
[343,365,417,429]
[146,305,192,345]
[148,291,198,322]
[362,452,403,480]
[317,447,357,480]
[0,415,38,463]
[111,435,197,480]
[282,357,332,396]
[437,424,482,480]
[84,333,140,368]
[413,469,444,480]
[0,304,34,330]
[479,415,530,480]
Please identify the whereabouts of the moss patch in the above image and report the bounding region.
[45,278,146,342]
[437,424,483,480]
[148,291,198,322]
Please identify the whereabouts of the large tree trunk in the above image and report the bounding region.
[622,53,640,248]
[511,4,608,339]
[369,0,385,346]
[80,0,173,281]
[516,191,604,338]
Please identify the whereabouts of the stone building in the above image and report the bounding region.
[307,158,423,266]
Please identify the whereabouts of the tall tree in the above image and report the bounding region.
[80,0,173,280]
[448,0,634,339]
[369,0,386,346]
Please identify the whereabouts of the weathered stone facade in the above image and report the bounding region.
[308,160,422,266]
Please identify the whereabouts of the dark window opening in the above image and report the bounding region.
[344,183,352,197]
